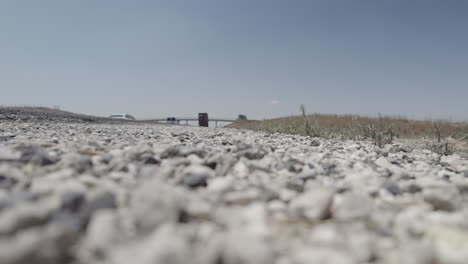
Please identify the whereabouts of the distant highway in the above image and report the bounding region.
[141,117,240,127]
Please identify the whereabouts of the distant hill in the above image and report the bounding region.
[0,106,114,123]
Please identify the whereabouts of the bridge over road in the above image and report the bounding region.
[141,117,240,127]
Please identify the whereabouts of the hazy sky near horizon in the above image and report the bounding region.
[1,0,467,120]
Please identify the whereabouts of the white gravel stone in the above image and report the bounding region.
[427,225,468,264]
[331,191,374,220]
[289,187,334,221]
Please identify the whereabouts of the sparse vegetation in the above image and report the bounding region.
[300,104,316,137]
[424,121,456,156]
[360,114,397,148]
[228,105,468,155]
[426,141,455,156]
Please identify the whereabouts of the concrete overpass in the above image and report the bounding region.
[142,117,239,127]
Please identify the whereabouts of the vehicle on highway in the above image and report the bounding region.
[109,114,136,121]
[166,117,179,124]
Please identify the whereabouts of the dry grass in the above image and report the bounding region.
[228,113,468,154]
[230,114,467,137]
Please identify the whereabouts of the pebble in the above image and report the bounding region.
[331,192,374,220]
[289,187,334,221]
[427,225,468,264]
[422,186,461,211]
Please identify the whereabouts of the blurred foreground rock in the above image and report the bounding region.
[1,118,468,264]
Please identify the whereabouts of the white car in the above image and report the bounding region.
[109,114,136,121]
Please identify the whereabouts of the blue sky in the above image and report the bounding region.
[1,0,467,120]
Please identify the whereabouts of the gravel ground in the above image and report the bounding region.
[1,116,468,264]
[0,107,117,123]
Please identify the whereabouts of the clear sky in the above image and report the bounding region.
[1,0,467,120]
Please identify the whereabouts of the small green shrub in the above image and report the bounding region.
[426,142,455,156]
[361,114,397,148]
[426,121,456,155]
[432,122,443,143]
[340,116,365,141]
[300,104,312,136]
[299,104,328,138]
[460,125,468,142]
